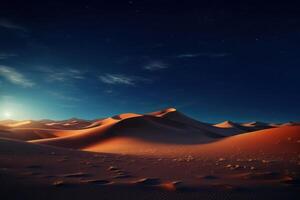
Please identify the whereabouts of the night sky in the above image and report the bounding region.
[0,1,300,123]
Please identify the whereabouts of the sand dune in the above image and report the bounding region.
[31,108,256,150]
[0,119,18,125]
[0,108,299,200]
[0,128,58,141]
[3,120,32,128]
[0,108,297,150]
[0,118,92,130]
[84,125,300,156]
[214,121,240,129]
[213,121,246,134]
[23,108,299,158]
[242,121,272,127]
[241,121,276,131]
[215,120,278,133]
[155,110,246,136]
[199,125,300,156]
[280,122,300,126]
[31,110,224,149]
[0,124,8,130]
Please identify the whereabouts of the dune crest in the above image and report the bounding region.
[148,107,177,117]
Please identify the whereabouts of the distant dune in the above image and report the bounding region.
[0,118,92,129]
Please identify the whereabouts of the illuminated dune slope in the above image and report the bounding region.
[83,125,299,156]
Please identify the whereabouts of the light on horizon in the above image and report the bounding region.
[3,111,12,119]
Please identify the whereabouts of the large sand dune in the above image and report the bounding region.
[30,109,223,149]
[30,108,247,149]
[0,108,299,200]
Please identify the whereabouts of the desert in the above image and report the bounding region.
[0,108,299,200]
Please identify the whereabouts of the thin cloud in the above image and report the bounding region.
[37,66,85,82]
[0,53,18,60]
[177,53,230,58]
[48,91,81,102]
[177,53,201,58]
[0,65,35,87]
[144,60,168,71]
[99,74,136,85]
[0,19,27,31]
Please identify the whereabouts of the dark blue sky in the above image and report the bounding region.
[0,1,299,122]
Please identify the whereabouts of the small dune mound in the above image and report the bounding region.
[281,122,300,127]
[108,166,119,171]
[280,176,300,185]
[242,121,270,127]
[241,121,275,131]
[134,178,162,186]
[52,180,66,187]
[214,121,238,129]
[160,181,183,191]
[213,121,249,133]
[62,172,90,178]
[113,174,132,179]
[82,179,112,185]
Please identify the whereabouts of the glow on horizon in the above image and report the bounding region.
[3,111,12,119]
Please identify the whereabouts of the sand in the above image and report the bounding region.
[0,108,299,200]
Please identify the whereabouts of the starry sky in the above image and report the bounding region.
[0,1,300,123]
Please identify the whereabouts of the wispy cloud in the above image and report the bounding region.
[0,65,35,87]
[177,53,230,58]
[0,53,18,60]
[0,19,27,31]
[177,53,201,58]
[48,91,81,102]
[99,74,136,85]
[37,66,85,82]
[99,74,150,86]
[143,60,168,71]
